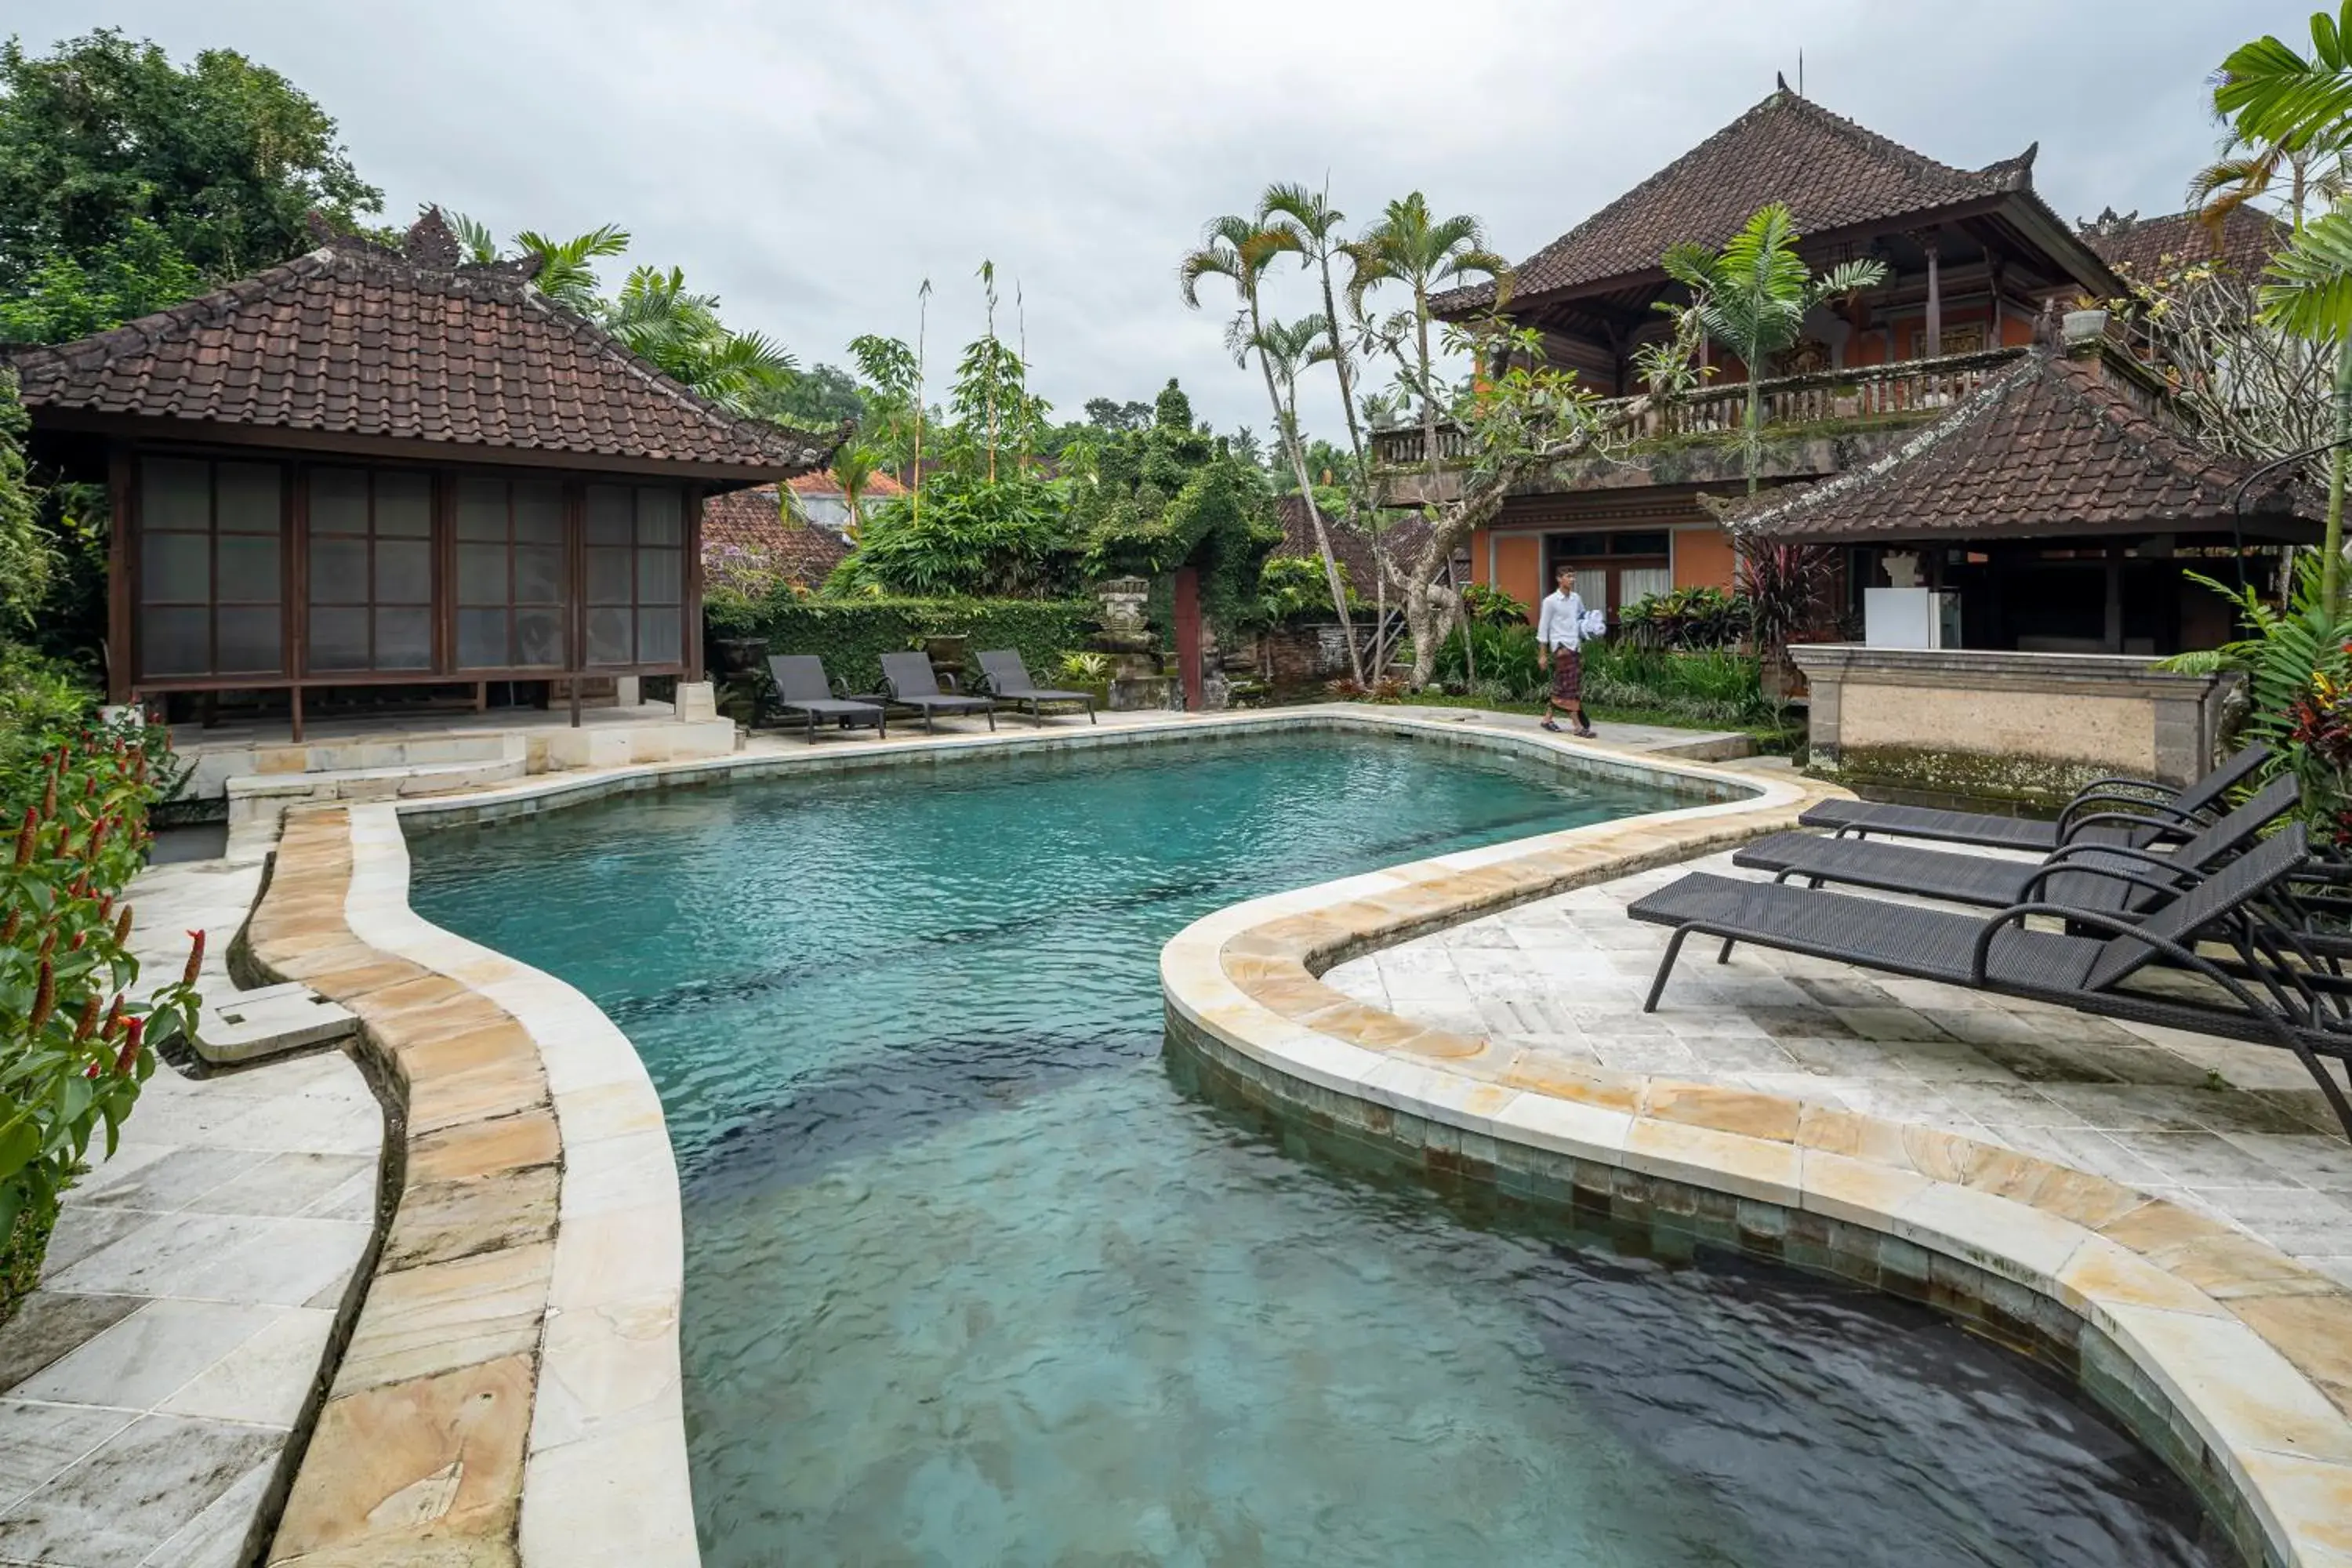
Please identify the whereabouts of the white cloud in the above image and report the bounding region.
[18,0,2279,439]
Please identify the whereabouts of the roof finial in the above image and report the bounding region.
[1776,69,1791,95]
[404,207,463,270]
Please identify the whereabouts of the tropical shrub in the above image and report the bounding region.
[1461,581,1531,626]
[1259,554,1356,622]
[1621,586,1751,652]
[828,474,1078,599]
[711,594,1095,695]
[0,715,198,1320]
[1430,620,1544,699]
[1737,539,1837,663]
[1582,644,1772,727]
[2165,559,2352,840]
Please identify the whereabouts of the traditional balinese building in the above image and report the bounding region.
[1385,82,2131,619]
[699,470,913,593]
[6,209,838,740]
[2078,204,2289,281]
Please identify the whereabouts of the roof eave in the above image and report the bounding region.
[22,407,837,485]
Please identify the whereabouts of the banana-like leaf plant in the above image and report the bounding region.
[2165,557,2352,837]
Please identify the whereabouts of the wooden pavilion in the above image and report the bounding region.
[6,209,839,738]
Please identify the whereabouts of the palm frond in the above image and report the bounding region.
[2259,201,2352,339]
[2216,5,2352,151]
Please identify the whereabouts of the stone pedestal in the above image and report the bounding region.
[614,676,641,707]
[1791,644,2241,811]
[673,681,719,724]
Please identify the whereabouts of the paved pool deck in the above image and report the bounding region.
[1324,849,2352,1289]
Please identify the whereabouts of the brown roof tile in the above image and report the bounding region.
[7,216,841,481]
[1728,347,2318,544]
[2079,205,2287,282]
[1274,495,1448,589]
[701,485,851,585]
[1442,88,2045,314]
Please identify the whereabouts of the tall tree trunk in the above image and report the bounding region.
[2328,347,2352,616]
[1316,251,1381,674]
[1250,292,1364,684]
[1745,368,1762,496]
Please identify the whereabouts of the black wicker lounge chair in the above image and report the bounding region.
[879,651,996,734]
[1627,826,2352,1138]
[1737,774,2303,917]
[973,649,1095,725]
[1796,743,2270,852]
[766,655,886,744]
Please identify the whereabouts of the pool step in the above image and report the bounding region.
[224,738,530,851]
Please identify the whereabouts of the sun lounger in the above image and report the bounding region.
[879,651,996,733]
[767,655,886,744]
[1737,774,2303,917]
[1627,825,2352,1138]
[973,649,1095,725]
[1795,743,2270,852]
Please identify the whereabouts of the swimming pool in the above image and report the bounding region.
[411,730,2228,1566]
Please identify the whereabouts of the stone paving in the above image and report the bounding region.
[0,1046,379,1568]
[1324,848,2352,1288]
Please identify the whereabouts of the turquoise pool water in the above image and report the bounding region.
[411,731,2227,1566]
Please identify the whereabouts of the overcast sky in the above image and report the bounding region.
[19,2,2292,440]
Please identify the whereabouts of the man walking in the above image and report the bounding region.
[1537,562,1595,738]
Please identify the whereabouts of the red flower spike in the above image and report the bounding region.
[181,930,205,987]
[36,929,54,960]
[83,1062,99,1080]
[72,992,100,1040]
[101,995,125,1040]
[29,961,54,1032]
[114,1015,143,1075]
[0,912,17,945]
[12,806,35,868]
[113,906,132,946]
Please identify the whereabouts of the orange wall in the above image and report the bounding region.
[1495,533,1544,617]
[1673,526,1738,593]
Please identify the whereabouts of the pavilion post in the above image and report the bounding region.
[105,445,132,705]
[1920,230,1942,359]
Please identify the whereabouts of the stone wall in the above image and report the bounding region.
[1791,644,2241,811]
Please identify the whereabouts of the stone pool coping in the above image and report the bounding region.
[1158,732,2352,1568]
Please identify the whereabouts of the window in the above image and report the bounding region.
[583,485,685,667]
[307,468,434,673]
[138,457,285,679]
[455,477,567,670]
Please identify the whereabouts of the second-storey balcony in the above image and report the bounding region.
[1370,347,2027,503]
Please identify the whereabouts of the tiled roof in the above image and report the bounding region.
[786,469,906,500]
[5,209,843,481]
[1273,495,1447,590]
[2079,205,2287,282]
[701,485,851,585]
[1441,87,2038,314]
[1729,346,2318,544]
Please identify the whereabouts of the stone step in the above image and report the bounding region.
[198,980,360,1065]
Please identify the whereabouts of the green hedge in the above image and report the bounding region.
[710,596,1097,694]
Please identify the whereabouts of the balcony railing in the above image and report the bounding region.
[1369,347,2028,469]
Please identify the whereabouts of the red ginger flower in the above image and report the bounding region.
[181,930,205,987]
[113,1015,143,1075]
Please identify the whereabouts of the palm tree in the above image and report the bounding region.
[832,443,880,542]
[1181,215,1364,681]
[604,265,796,415]
[2190,128,2347,238]
[2257,198,2352,611]
[438,213,630,314]
[1659,204,1888,495]
[1346,194,1511,499]
[1245,314,1359,626]
[1262,181,1402,672]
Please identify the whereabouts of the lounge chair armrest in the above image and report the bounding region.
[1968,902,2280,1019]
[2041,840,2199,880]
[2018,858,2201,903]
[2056,804,2202,845]
[2058,790,2207,837]
[2062,774,2168,808]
